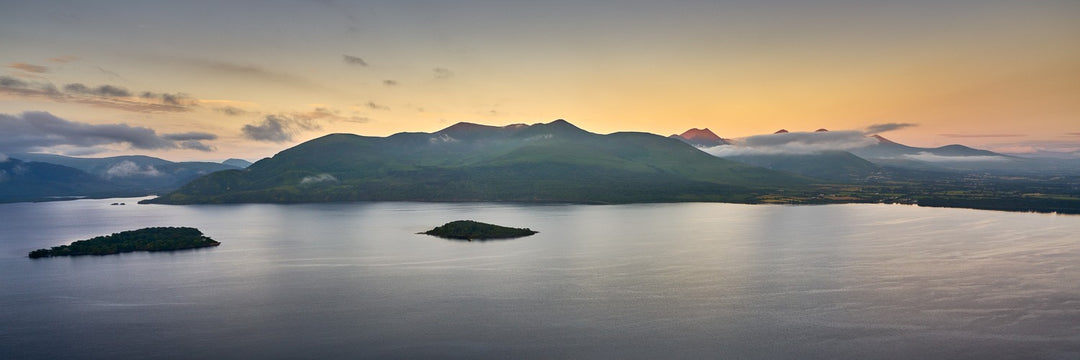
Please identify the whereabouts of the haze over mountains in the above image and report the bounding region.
[674,128,1080,177]
[0,154,246,203]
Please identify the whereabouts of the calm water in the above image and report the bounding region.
[1,198,1078,359]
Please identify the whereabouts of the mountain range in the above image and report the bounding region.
[0,154,245,203]
[146,120,809,204]
[4,119,1077,212]
[671,129,1080,178]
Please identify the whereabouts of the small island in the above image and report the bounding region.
[29,227,220,259]
[422,220,538,241]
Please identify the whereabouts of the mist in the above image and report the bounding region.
[702,131,877,157]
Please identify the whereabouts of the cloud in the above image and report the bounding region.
[343,55,368,66]
[699,129,876,156]
[300,173,339,186]
[179,140,215,152]
[0,76,31,89]
[140,91,195,106]
[215,106,250,116]
[163,57,320,90]
[97,67,124,80]
[939,133,1025,138]
[1067,133,1080,137]
[0,111,214,153]
[365,101,389,110]
[433,67,454,79]
[105,161,162,178]
[293,107,369,124]
[242,116,292,142]
[0,77,194,113]
[901,152,1009,163]
[702,131,878,157]
[7,62,49,73]
[64,83,132,97]
[0,153,7,162]
[383,80,398,86]
[240,114,320,142]
[241,106,373,142]
[50,56,80,64]
[163,132,217,141]
[865,123,917,134]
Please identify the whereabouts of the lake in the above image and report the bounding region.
[1,198,1078,359]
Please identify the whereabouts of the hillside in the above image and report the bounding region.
[0,158,131,202]
[146,120,811,204]
[12,153,242,194]
[725,151,882,181]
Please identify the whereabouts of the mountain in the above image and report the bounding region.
[848,135,1039,173]
[222,158,253,168]
[0,158,131,203]
[852,135,1003,159]
[724,151,882,181]
[670,128,729,147]
[13,153,241,193]
[146,120,811,204]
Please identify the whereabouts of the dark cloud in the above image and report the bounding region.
[7,62,49,73]
[240,107,370,142]
[343,55,368,66]
[215,106,250,116]
[242,115,293,142]
[1067,133,1080,137]
[163,132,218,141]
[0,76,30,89]
[939,133,1025,138]
[383,80,398,86]
[0,77,193,113]
[179,140,215,152]
[433,67,454,79]
[0,111,215,153]
[865,123,917,134]
[140,91,195,106]
[64,83,131,97]
[366,101,389,110]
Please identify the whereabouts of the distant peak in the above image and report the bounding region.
[871,134,897,145]
[678,128,722,141]
[815,128,829,132]
[774,129,789,134]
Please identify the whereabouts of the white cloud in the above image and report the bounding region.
[300,173,338,185]
[702,131,877,157]
[105,161,162,178]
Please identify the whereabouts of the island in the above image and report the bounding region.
[28,227,220,259]
[422,220,538,241]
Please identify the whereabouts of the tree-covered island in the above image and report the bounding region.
[422,220,538,241]
[28,227,219,259]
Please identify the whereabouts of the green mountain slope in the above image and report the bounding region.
[725,151,882,181]
[148,120,811,204]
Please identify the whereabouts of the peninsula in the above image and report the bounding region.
[29,227,220,258]
[423,220,538,240]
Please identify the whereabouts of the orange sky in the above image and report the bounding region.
[1,0,1078,161]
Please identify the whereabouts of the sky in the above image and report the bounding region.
[1,0,1078,161]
